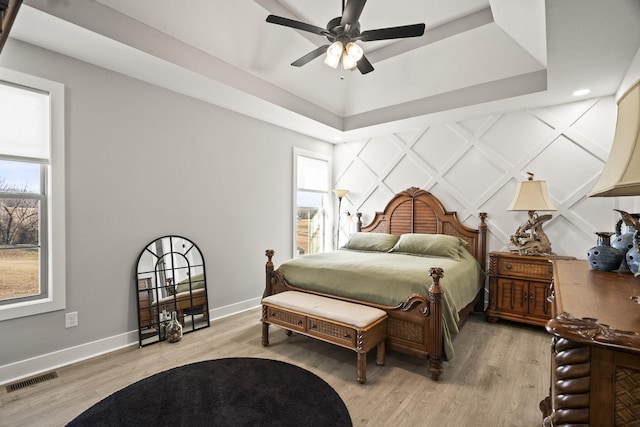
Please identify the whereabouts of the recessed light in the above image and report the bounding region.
[572,88,591,97]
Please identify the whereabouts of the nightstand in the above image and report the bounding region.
[486,251,574,327]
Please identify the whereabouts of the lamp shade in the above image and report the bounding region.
[333,189,349,199]
[508,178,556,211]
[588,80,640,197]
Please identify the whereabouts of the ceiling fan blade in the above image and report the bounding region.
[356,55,374,74]
[266,15,328,36]
[341,0,367,28]
[359,23,425,42]
[291,45,329,67]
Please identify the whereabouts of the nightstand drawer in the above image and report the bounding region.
[497,257,553,280]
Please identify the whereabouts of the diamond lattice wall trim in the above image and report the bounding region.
[334,96,638,260]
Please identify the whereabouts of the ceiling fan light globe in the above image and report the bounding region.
[342,53,358,70]
[324,53,340,69]
[327,41,344,58]
[345,42,363,61]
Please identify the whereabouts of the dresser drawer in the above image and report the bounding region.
[497,257,553,280]
[265,307,306,332]
[307,318,356,347]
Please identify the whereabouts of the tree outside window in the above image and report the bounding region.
[0,174,41,301]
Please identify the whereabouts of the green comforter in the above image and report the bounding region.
[277,248,484,360]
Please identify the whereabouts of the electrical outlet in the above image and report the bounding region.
[65,311,78,328]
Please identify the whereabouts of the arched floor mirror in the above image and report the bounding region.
[136,235,210,347]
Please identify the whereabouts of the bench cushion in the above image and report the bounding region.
[262,291,386,328]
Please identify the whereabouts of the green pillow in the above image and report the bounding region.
[390,233,466,261]
[175,273,205,294]
[341,232,400,252]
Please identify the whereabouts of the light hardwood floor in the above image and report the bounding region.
[0,309,550,426]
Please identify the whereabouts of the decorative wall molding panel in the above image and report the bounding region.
[334,96,637,260]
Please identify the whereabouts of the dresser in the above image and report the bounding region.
[541,260,640,426]
[486,252,574,327]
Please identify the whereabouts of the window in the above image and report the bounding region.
[293,149,331,256]
[0,68,65,321]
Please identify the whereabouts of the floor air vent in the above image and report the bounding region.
[6,371,58,392]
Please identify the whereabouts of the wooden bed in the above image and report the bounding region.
[155,288,208,326]
[265,187,488,380]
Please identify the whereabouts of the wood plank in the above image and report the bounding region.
[0,310,549,426]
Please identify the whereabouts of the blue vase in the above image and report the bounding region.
[626,230,640,276]
[587,232,624,271]
[612,214,640,271]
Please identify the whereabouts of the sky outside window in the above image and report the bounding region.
[0,159,41,193]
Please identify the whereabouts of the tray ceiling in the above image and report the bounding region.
[7,0,640,142]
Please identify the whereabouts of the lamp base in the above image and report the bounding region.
[508,211,554,256]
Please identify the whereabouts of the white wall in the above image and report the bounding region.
[334,97,637,260]
[0,39,331,383]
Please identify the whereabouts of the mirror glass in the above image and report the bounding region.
[136,235,210,346]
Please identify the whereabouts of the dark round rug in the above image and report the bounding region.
[66,357,352,427]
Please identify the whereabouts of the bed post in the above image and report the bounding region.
[428,267,444,381]
[265,249,275,296]
[356,212,363,232]
[475,212,489,313]
[478,212,488,271]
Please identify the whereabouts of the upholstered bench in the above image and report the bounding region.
[261,291,387,384]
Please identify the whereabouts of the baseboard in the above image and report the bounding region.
[0,330,138,386]
[211,297,261,320]
[0,297,261,386]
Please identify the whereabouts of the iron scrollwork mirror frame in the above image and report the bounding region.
[135,235,210,347]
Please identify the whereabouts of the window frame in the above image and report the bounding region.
[293,148,332,257]
[0,67,65,321]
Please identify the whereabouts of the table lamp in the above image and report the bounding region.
[508,172,556,256]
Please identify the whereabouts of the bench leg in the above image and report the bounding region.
[357,352,366,384]
[376,341,385,366]
[261,322,269,346]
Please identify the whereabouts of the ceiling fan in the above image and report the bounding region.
[266,0,425,75]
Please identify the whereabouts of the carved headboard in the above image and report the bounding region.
[357,187,488,270]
